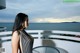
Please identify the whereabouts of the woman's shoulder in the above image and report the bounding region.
[12,30,20,36]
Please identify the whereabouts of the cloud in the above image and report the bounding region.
[0,0,80,23]
[30,16,80,23]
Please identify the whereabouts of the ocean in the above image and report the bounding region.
[0,22,80,32]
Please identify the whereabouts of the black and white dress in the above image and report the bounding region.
[19,29,34,53]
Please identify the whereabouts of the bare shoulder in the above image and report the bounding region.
[12,31,20,41]
[12,31,20,37]
[12,31,20,49]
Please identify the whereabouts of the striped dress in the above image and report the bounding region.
[19,29,34,53]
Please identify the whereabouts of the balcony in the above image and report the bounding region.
[0,30,80,53]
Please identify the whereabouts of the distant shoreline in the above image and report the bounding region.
[0,22,80,24]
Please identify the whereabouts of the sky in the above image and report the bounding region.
[0,0,80,23]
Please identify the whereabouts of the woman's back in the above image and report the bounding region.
[19,29,34,53]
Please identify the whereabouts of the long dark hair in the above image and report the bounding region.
[12,13,28,35]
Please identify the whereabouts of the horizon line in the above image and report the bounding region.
[0,21,80,23]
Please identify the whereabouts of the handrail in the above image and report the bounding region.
[0,30,80,43]
[0,27,7,32]
[52,30,80,35]
[0,30,80,36]
[0,30,43,35]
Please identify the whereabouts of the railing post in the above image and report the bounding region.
[38,31,42,39]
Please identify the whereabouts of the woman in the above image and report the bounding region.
[11,13,34,53]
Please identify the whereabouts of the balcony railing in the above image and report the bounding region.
[0,30,80,53]
[0,30,80,43]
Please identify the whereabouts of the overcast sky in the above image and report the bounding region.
[0,0,80,23]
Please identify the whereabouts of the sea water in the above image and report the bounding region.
[0,22,80,32]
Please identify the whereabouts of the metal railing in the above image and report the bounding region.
[0,30,80,43]
[0,30,80,53]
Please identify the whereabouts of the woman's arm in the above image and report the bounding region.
[11,31,20,53]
